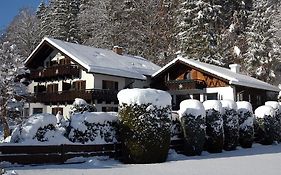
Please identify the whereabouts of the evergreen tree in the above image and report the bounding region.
[177,0,224,65]
[243,0,281,84]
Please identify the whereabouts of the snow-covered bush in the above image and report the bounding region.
[265,101,281,142]
[117,88,172,163]
[68,112,118,144]
[178,99,206,156]
[71,98,97,114]
[203,100,224,153]
[10,114,68,144]
[170,112,183,140]
[221,100,239,151]
[236,101,254,148]
[254,105,276,145]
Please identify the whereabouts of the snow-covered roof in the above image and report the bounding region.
[25,37,160,80]
[152,56,279,92]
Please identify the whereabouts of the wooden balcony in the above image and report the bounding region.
[30,89,118,105]
[30,64,80,82]
[165,79,207,91]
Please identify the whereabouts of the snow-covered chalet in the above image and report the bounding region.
[24,37,160,117]
[151,56,280,110]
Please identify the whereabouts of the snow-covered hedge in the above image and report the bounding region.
[265,101,281,142]
[10,114,68,144]
[221,100,239,151]
[68,112,118,144]
[178,99,206,156]
[71,98,97,114]
[236,101,254,148]
[117,88,172,163]
[254,105,276,145]
[203,100,224,153]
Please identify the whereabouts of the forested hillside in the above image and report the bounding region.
[1,0,281,84]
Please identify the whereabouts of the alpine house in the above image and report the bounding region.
[151,56,279,110]
[24,37,160,117]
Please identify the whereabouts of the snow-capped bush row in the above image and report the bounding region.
[10,112,119,145]
[3,88,281,165]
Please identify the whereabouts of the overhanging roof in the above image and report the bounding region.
[152,56,280,92]
[25,37,160,80]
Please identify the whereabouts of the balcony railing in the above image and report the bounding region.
[30,89,118,105]
[30,64,80,82]
[165,79,207,90]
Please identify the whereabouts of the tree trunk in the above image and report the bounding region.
[1,100,10,139]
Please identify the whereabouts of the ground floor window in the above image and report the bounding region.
[52,107,63,115]
[33,108,43,114]
[102,106,118,112]
[206,93,218,100]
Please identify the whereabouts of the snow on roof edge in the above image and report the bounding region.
[153,56,279,92]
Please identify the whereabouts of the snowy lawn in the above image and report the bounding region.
[3,144,281,175]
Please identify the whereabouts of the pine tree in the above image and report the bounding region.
[177,0,224,65]
[0,40,27,138]
[243,0,281,84]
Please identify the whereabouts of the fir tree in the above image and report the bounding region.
[177,0,224,65]
[243,0,281,84]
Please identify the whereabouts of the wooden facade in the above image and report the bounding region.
[152,60,278,110]
[152,61,228,91]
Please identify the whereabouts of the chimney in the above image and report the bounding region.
[229,64,241,73]
[113,46,123,55]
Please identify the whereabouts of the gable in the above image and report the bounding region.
[25,38,160,80]
[152,60,228,89]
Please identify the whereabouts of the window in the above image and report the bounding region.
[102,80,118,90]
[47,84,58,93]
[102,106,118,112]
[59,58,71,65]
[184,72,191,80]
[72,80,86,91]
[62,82,71,91]
[206,93,218,100]
[33,108,43,114]
[257,95,262,106]
[52,107,63,115]
[193,94,200,100]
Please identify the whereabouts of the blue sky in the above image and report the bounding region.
[0,0,42,30]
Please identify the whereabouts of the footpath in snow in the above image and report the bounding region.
[3,144,281,175]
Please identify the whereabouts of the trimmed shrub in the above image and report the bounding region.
[178,99,206,156]
[236,101,254,148]
[71,98,97,114]
[265,101,281,142]
[254,105,276,145]
[68,112,119,144]
[10,114,68,144]
[203,100,224,153]
[117,88,172,164]
[221,100,239,151]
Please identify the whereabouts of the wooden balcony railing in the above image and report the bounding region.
[30,89,118,105]
[165,79,207,91]
[30,64,80,82]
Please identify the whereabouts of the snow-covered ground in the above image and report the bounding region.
[3,144,281,175]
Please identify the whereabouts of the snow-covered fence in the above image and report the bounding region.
[117,88,172,163]
[221,100,239,151]
[236,101,254,148]
[0,143,122,164]
[203,100,224,153]
[178,99,206,156]
[254,106,276,145]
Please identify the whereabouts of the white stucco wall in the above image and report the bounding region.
[205,86,235,101]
